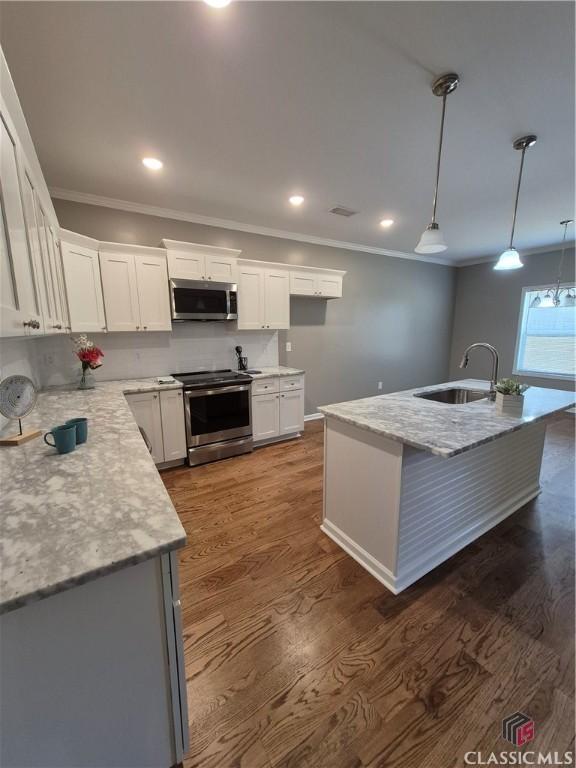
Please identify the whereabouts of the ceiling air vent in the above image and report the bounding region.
[329,206,358,218]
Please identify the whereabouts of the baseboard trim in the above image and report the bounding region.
[304,413,324,422]
[320,519,399,594]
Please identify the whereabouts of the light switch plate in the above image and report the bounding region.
[285,341,292,352]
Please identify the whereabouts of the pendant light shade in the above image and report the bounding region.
[415,73,459,255]
[493,248,523,270]
[415,223,447,254]
[493,135,537,271]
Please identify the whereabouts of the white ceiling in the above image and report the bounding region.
[1,1,574,264]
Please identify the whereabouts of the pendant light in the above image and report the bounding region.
[415,73,459,255]
[540,219,575,306]
[493,135,537,270]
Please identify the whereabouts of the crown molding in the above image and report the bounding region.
[49,187,455,267]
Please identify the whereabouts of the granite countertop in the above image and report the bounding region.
[248,366,305,379]
[0,378,186,615]
[319,379,575,458]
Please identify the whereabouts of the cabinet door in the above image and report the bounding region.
[237,264,265,330]
[125,392,165,464]
[205,254,237,283]
[38,206,65,333]
[279,389,304,435]
[317,273,343,298]
[61,242,106,333]
[289,270,317,297]
[252,393,279,441]
[159,389,187,462]
[19,169,48,335]
[0,113,42,336]
[49,227,69,333]
[100,251,140,331]
[166,250,205,281]
[135,254,171,331]
[264,269,290,329]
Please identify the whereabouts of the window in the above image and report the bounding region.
[514,285,576,380]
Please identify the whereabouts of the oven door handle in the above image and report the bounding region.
[185,384,251,398]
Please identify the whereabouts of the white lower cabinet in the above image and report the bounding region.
[252,391,280,441]
[125,389,186,466]
[159,389,187,462]
[252,376,305,444]
[279,389,305,435]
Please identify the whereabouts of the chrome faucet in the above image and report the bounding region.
[459,343,499,400]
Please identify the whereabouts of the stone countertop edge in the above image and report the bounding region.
[0,377,187,616]
[247,366,305,379]
[318,379,575,459]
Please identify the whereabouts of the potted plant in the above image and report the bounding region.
[72,335,104,390]
[495,378,528,416]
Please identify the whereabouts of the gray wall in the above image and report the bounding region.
[449,248,575,392]
[53,199,456,414]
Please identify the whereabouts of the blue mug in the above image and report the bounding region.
[66,417,88,445]
[44,424,77,455]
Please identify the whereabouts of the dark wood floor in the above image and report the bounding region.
[162,414,575,768]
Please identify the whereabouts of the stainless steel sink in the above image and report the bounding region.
[414,387,488,404]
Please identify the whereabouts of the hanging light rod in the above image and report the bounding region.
[415,72,459,255]
[494,134,537,271]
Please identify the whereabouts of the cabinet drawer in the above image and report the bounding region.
[252,377,280,395]
[279,375,304,392]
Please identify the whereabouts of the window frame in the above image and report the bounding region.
[513,282,575,381]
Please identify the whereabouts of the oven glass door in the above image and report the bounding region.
[170,279,236,320]
[185,385,251,446]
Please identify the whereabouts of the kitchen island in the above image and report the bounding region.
[319,379,574,594]
[0,379,188,768]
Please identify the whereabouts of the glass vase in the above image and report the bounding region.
[78,367,96,390]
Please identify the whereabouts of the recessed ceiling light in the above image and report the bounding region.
[142,157,163,171]
[204,0,231,7]
[289,195,304,207]
[380,219,394,228]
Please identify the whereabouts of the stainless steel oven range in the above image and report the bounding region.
[173,370,253,466]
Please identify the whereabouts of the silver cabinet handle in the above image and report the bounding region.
[153,394,158,399]
[101,327,106,331]
[177,391,182,397]
[143,326,148,330]
[136,326,140,330]
[52,324,62,329]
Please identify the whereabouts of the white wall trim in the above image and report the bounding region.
[49,187,455,267]
[304,412,325,422]
[321,520,399,594]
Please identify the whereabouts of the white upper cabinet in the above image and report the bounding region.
[264,269,290,329]
[99,244,171,332]
[237,263,265,330]
[99,250,140,331]
[61,232,106,333]
[0,111,42,337]
[134,254,171,331]
[290,268,344,298]
[237,261,290,330]
[162,240,240,283]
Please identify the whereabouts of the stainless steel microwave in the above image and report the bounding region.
[169,278,238,321]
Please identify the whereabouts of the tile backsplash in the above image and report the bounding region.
[33,324,279,388]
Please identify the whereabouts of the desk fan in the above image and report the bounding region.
[0,375,42,446]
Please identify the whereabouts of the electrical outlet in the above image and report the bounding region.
[378,381,383,391]
[285,341,292,352]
